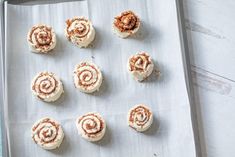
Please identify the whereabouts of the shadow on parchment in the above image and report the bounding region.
[143,116,160,136]
[93,126,112,146]
[50,134,71,156]
[129,20,160,43]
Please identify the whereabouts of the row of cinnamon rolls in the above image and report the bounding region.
[31,61,102,102]
[27,10,140,53]
[31,52,154,102]
[31,104,153,150]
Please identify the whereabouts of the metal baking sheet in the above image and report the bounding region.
[0,0,199,157]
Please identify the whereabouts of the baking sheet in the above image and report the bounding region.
[4,0,196,156]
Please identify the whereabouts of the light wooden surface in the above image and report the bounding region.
[1,0,235,157]
[184,0,235,156]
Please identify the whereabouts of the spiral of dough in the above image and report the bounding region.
[31,72,63,102]
[128,105,153,132]
[27,24,56,53]
[31,117,64,150]
[76,112,106,142]
[73,62,102,93]
[65,17,95,48]
[128,52,154,81]
[113,10,140,38]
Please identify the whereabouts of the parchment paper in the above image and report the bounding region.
[5,0,196,157]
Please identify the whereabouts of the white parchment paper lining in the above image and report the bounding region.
[5,0,196,157]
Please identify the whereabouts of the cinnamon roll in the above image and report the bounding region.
[73,61,103,93]
[128,52,154,81]
[31,117,64,150]
[65,17,95,48]
[27,24,56,53]
[112,10,140,38]
[128,104,153,132]
[31,72,64,102]
[76,112,106,142]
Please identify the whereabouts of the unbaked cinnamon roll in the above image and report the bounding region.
[31,117,64,150]
[65,17,95,48]
[31,72,64,102]
[128,104,153,132]
[112,10,140,38]
[73,61,102,93]
[27,24,56,53]
[128,52,154,81]
[76,112,106,142]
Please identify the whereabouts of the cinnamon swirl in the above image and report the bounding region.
[73,61,103,93]
[112,10,140,38]
[128,104,153,132]
[31,117,64,150]
[31,72,64,102]
[76,112,106,142]
[27,24,56,53]
[65,17,95,48]
[128,52,154,81]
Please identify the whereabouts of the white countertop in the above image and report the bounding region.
[1,0,235,156]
